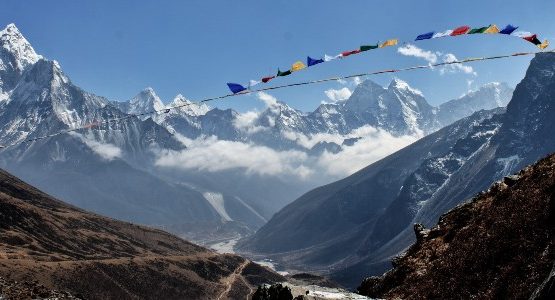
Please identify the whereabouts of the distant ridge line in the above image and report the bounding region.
[1,49,553,150]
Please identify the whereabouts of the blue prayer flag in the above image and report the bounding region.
[499,24,518,35]
[307,56,324,67]
[227,83,247,94]
[415,31,434,41]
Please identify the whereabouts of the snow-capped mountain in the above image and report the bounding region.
[437,82,513,126]
[342,78,437,135]
[113,89,211,123]
[131,77,512,152]
[0,23,42,100]
[238,52,555,288]
[170,94,210,116]
[112,87,165,120]
[0,24,266,237]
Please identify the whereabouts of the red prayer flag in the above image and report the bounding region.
[523,34,541,45]
[262,76,275,83]
[341,49,361,57]
[450,26,470,36]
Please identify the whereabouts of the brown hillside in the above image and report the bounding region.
[358,153,555,299]
[0,169,284,299]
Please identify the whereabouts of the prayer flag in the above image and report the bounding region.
[277,69,292,77]
[291,61,307,72]
[484,24,500,34]
[415,32,434,40]
[433,30,453,38]
[468,26,489,34]
[341,49,361,57]
[360,44,379,51]
[380,39,398,48]
[307,56,324,66]
[451,26,470,36]
[499,24,518,35]
[227,83,247,94]
[261,76,275,83]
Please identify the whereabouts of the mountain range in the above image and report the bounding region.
[0,23,513,245]
[238,52,555,288]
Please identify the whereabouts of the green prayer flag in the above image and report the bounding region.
[468,26,489,34]
[360,44,379,51]
[277,69,292,76]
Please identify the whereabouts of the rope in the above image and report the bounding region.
[0,49,553,150]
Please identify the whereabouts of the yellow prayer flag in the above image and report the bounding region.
[291,61,306,72]
[379,39,398,48]
[539,40,549,50]
[484,24,500,34]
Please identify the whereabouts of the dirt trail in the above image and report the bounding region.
[216,260,251,300]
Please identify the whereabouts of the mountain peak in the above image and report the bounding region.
[171,94,190,105]
[388,78,424,97]
[129,87,165,114]
[1,23,42,71]
[170,94,210,116]
[503,52,555,133]
[5,23,18,31]
[143,86,154,92]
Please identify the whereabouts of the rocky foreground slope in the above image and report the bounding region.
[357,153,555,299]
[0,168,283,299]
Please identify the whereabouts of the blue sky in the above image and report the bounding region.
[1,0,554,112]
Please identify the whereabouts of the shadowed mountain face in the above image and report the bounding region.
[0,168,284,299]
[238,52,555,288]
[358,153,555,299]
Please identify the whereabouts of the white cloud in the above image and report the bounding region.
[324,87,352,103]
[72,133,122,161]
[315,126,418,176]
[155,124,417,181]
[282,130,345,149]
[233,110,266,134]
[257,91,279,110]
[397,44,476,76]
[398,44,438,64]
[232,92,280,133]
[155,136,313,179]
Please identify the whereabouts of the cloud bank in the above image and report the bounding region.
[156,136,313,179]
[72,133,123,161]
[155,125,417,180]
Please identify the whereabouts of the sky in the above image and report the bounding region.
[2,0,554,113]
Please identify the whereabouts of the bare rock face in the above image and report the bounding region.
[0,277,81,300]
[357,153,555,299]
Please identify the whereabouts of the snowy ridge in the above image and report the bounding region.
[0,23,41,71]
[170,94,210,117]
[128,87,165,118]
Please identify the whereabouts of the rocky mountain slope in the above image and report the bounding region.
[238,52,555,288]
[0,168,284,299]
[0,277,81,300]
[358,153,555,299]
